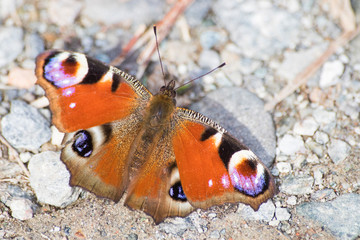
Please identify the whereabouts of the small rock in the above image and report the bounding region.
[48,0,83,27]
[313,109,336,125]
[313,169,323,186]
[297,194,360,239]
[25,33,45,59]
[209,230,220,239]
[305,140,323,158]
[275,207,291,221]
[198,49,221,69]
[7,67,37,89]
[280,175,314,195]
[0,0,22,19]
[314,131,329,144]
[286,196,297,205]
[319,60,344,88]
[8,198,34,220]
[237,200,275,222]
[311,188,337,201]
[0,159,22,179]
[293,117,319,136]
[278,134,305,155]
[0,27,24,67]
[28,151,82,208]
[19,152,32,163]
[159,217,191,236]
[1,100,51,150]
[328,139,351,164]
[199,29,227,49]
[276,162,292,174]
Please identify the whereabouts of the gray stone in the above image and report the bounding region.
[297,194,360,239]
[328,139,351,164]
[0,0,23,20]
[319,60,344,88]
[198,49,221,69]
[278,134,305,155]
[213,1,301,60]
[48,0,83,27]
[0,27,24,67]
[280,175,314,195]
[82,0,165,26]
[191,88,276,167]
[311,188,337,201]
[1,100,51,150]
[199,30,227,50]
[8,198,34,220]
[293,117,319,136]
[159,217,192,236]
[28,151,82,208]
[25,33,45,59]
[276,45,326,81]
[276,162,292,174]
[237,200,275,222]
[275,207,291,221]
[0,159,22,178]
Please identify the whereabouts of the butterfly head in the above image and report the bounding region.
[159,80,176,99]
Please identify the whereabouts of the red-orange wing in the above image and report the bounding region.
[35,50,151,132]
[172,108,276,211]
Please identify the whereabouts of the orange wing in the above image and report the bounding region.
[35,50,151,132]
[172,108,276,210]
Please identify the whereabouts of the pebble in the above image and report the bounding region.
[199,29,227,50]
[1,100,51,150]
[311,188,337,201]
[275,207,291,221]
[24,33,45,59]
[48,0,83,27]
[313,169,323,185]
[293,117,319,136]
[286,196,297,205]
[0,27,24,68]
[280,175,314,195]
[305,140,323,158]
[0,184,37,220]
[314,131,329,144]
[159,217,191,236]
[28,151,82,208]
[82,0,165,27]
[278,134,305,155]
[276,45,325,81]
[198,49,221,69]
[276,162,292,174]
[0,0,22,19]
[191,87,276,167]
[8,198,34,220]
[319,60,344,88]
[237,200,275,222]
[0,159,22,178]
[328,139,351,164]
[213,1,300,60]
[19,152,32,163]
[296,194,360,239]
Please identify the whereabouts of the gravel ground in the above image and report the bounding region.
[0,0,359,239]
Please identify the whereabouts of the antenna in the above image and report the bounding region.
[153,25,166,85]
[174,62,226,91]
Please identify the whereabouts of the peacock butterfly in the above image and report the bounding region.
[35,49,276,223]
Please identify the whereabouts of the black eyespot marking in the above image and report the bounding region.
[169,181,187,202]
[111,73,121,92]
[81,57,110,84]
[218,136,242,168]
[200,128,218,141]
[72,130,93,157]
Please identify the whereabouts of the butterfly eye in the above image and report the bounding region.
[169,181,187,202]
[72,130,93,157]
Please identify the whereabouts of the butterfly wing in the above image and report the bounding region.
[35,50,151,201]
[172,108,276,211]
[36,50,151,133]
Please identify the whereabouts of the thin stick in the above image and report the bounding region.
[264,26,360,111]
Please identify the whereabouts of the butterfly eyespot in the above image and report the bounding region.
[169,181,187,202]
[72,130,93,158]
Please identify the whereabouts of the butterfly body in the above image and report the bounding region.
[35,50,276,223]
